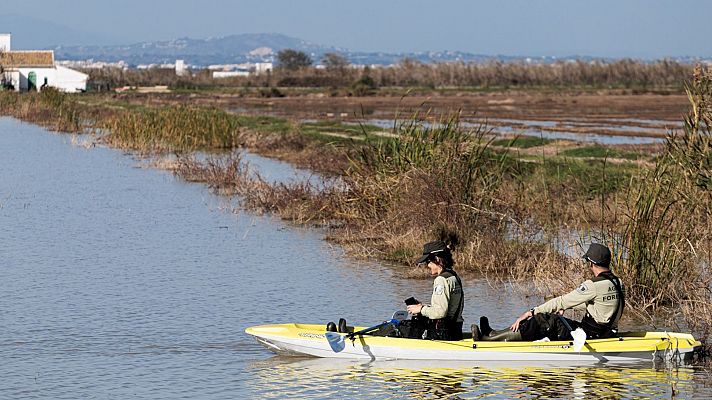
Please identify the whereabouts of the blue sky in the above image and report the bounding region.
[2,0,711,57]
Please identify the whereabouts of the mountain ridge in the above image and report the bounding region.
[51,33,345,65]
[1,14,707,66]
[49,34,710,67]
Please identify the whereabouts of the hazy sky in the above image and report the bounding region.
[3,0,711,57]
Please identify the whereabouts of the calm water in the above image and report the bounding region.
[356,118,669,144]
[1,117,710,399]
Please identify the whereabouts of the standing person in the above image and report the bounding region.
[403,240,465,341]
[477,243,624,342]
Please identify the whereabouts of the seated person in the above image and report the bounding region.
[475,243,624,342]
[377,240,465,340]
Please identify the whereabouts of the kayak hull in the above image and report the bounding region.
[246,323,701,364]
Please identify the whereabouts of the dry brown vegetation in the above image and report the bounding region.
[84,59,693,92]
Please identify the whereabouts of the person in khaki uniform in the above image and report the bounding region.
[477,243,624,341]
[405,240,464,340]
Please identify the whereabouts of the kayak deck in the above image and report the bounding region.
[246,323,701,364]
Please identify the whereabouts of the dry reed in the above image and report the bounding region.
[84,59,692,92]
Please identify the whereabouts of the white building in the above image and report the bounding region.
[255,62,272,75]
[175,59,188,76]
[208,61,272,78]
[54,65,90,93]
[0,33,10,51]
[0,33,88,93]
[212,70,250,78]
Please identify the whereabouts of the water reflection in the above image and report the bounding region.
[248,357,702,399]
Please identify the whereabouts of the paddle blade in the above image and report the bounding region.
[391,310,408,323]
[325,331,346,352]
[572,328,587,352]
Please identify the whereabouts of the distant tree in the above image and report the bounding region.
[322,52,349,70]
[276,49,312,71]
[351,67,378,96]
[399,57,422,69]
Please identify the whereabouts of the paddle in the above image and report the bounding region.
[558,315,587,352]
[325,318,400,353]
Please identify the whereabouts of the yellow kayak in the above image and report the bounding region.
[245,323,701,364]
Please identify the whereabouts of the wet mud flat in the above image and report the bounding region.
[118,90,689,143]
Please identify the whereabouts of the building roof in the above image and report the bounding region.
[0,51,55,68]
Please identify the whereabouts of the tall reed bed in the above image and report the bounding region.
[0,89,83,132]
[616,66,712,345]
[87,59,693,92]
[103,105,244,152]
[621,67,711,299]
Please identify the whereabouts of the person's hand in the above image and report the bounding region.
[510,310,532,332]
[407,303,423,315]
[556,309,565,316]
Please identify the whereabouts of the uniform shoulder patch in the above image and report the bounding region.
[576,283,590,293]
[434,285,445,295]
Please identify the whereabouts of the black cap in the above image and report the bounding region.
[583,243,611,268]
[416,240,450,264]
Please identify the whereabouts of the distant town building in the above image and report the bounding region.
[0,33,10,52]
[209,62,272,78]
[212,70,250,78]
[136,63,175,69]
[175,59,188,76]
[57,59,129,70]
[255,62,272,74]
[0,33,88,93]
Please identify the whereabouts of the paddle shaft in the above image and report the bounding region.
[346,319,399,340]
[558,315,575,332]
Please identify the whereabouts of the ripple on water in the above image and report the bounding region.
[245,357,710,399]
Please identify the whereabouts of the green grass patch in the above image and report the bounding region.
[541,158,634,196]
[233,114,292,135]
[560,145,644,160]
[300,121,383,135]
[492,136,553,149]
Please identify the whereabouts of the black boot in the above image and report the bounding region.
[471,324,481,341]
[480,316,492,336]
[326,321,337,332]
[338,318,348,333]
[480,328,522,342]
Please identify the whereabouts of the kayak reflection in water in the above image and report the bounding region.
[375,240,465,341]
[475,243,625,342]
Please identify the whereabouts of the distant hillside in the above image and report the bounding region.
[49,33,579,66]
[2,15,704,67]
[52,33,342,66]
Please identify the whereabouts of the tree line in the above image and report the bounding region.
[83,49,695,93]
